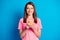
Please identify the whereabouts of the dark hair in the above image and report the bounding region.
[23,2,37,23]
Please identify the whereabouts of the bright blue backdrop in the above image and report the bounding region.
[0,0,60,40]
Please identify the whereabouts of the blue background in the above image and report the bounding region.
[0,0,60,40]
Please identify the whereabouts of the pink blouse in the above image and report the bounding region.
[18,18,42,40]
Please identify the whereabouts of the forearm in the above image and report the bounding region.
[33,28,40,38]
[20,25,29,38]
[20,29,27,38]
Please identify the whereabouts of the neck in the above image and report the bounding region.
[28,15,33,18]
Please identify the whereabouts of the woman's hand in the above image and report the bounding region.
[27,22,36,30]
[25,25,30,30]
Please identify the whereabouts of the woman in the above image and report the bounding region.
[18,2,42,40]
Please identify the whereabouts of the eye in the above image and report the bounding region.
[27,8,29,9]
[31,8,33,9]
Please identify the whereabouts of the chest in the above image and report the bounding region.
[22,18,34,30]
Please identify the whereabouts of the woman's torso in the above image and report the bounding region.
[21,18,39,40]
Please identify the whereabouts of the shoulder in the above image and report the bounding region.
[19,18,24,23]
[37,17,41,22]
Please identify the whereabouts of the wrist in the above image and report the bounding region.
[25,27,27,30]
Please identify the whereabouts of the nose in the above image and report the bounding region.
[29,8,31,12]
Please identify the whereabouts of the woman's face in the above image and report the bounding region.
[26,4,34,16]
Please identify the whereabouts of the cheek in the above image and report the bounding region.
[26,9,29,14]
[30,9,34,14]
[27,9,29,12]
[31,9,34,13]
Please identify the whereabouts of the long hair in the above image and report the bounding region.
[23,2,37,23]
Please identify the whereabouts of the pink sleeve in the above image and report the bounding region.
[18,18,23,30]
[34,18,42,30]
